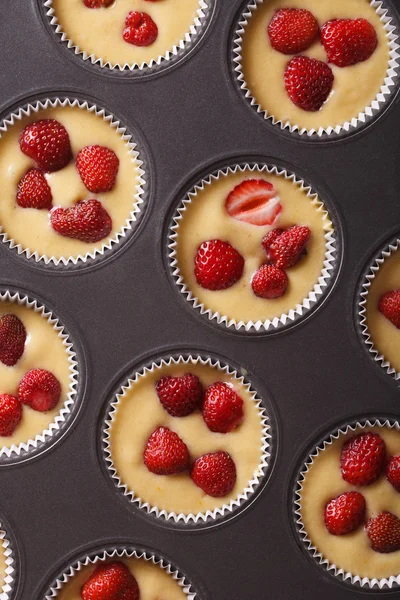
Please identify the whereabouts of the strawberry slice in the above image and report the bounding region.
[225,179,282,226]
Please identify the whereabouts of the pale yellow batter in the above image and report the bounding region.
[174,168,332,324]
[56,557,188,600]
[0,106,141,261]
[51,0,204,68]
[109,361,265,515]
[241,0,390,132]
[300,425,400,580]
[366,250,400,374]
[0,547,6,595]
[0,301,72,448]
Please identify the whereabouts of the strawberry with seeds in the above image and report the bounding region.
[366,511,400,553]
[155,373,203,417]
[324,491,366,535]
[202,382,244,433]
[262,225,311,269]
[251,264,288,299]
[268,8,319,55]
[83,0,113,7]
[285,56,334,112]
[379,289,400,329]
[76,145,119,194]
[225,179,282,226]
[81,561,139,600]
[16,168,52,209]
[20,119,72,172]
[321,19,378,68]
[18,369,61,412]
[194,239,244,291]
[0,314,27,367]
[340,432,386,486]
[50,199,112,243]
[386,455,400,492]
[144,426,190,475]
[123,11,158,47]
[191,451,236,497]
[0,394,22,437]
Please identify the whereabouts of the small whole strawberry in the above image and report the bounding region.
[340,432,386,486]
[144,426,190,475]
[321,19,378,68]
[379,289,400,329]
[263,225,311,269]
[365,511,400,554]
[324,491,366,536]
[155,373,203,417]
[18,369,61,412]
[225,179,282,227]
[202,382,244,433]
[19,119,72,172]
[268,8,319,55]
[81,561,139,600]
[83,0,113,7]
[251,264,288,299]
[0,314,27,367]
[123,11,158,47]
[194,239,244,291]
[285,56,334,112]
[76,145,119,194]
[50,199,112,243]
[16,168,53,209]
[0,394,23,437]
[386,455,400,492]
[191,451,236,497]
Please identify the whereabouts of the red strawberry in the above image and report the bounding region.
[321,19,378,68]
[50,199,112,243]
[19,119,72,172]
[123,11,158,47]
[202,382,244,434]
[284,56,334,112]
[264,225,311,269]
[0,314,27,367]
[16,168,52,209]
[261,228,284,252]
[191,451,236,497]
[194,240,244,291]
[366,512,400,554]
[18,369,61,412]
[324,491,366,536]
[76,146,119,194]
[0,395,22,437]
[386,455,400,492]
[144,426,190,475]
[268,8,319,55]
[251,264,288,299]
[340,432,386,486]
[225,179,282,226]
[83,0,113,7]
[379,289,400,329]
[155,373,203,417]
[81,561,139,600]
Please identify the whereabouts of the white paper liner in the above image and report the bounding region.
[233,0,400,137]
[103,354,271,524]
[294,418,400,589]
[45,548,196,599]
[0,97,145,266]
[0,523,15,600]
[43,0,210,72]
[168,164,337,332]
[0,290,79,462]
[359,235,400,380]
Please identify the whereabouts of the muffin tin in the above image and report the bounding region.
[0,0,399,598]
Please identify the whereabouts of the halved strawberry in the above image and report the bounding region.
[285,56,334,112]
[191,451,236,497]
[366,512,400,553]
[81,561,139,600]
[321,19,378,68]
[50,199,112,243]
[194,239,244,291]
[379,289,400,329]
[202,382,244,433]
[16,168,52,209]
[340,432,386,486]
[76,145,119,194]
[83,0,113,7]
[263,225,311,269]
[0,394,23,437]
[144,426,190,475]
[18,369,61,412]
[324,491,366,535]
[251,264,288,299]
[0,314,27,367]
[19,119,72,172]
[386,455,400,492]
[123,11,158,47]
[268,8,319,55]
[155,373,203,417]
[225,179,282,226]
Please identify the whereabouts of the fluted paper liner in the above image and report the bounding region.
[359,235,400,380]
[294,418,400,589]
[44,0,211,73]
[168,164,337,332]
[233,0,400,137]
[0,97,145,266]
[103,354,271,524]
[0,290,79,462]
[45,547,196,599]
[0,523,15,600]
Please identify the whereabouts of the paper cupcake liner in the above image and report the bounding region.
[0,97,146,267]
[294,417,400,589]
[0,290,79,463]
[44,547,197,599]
[168,163,337,333]
[233,0,400,137]
[43,0,211,73]
[103,354,272,525]
[358,234,400,380]
[0,521,16,600]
